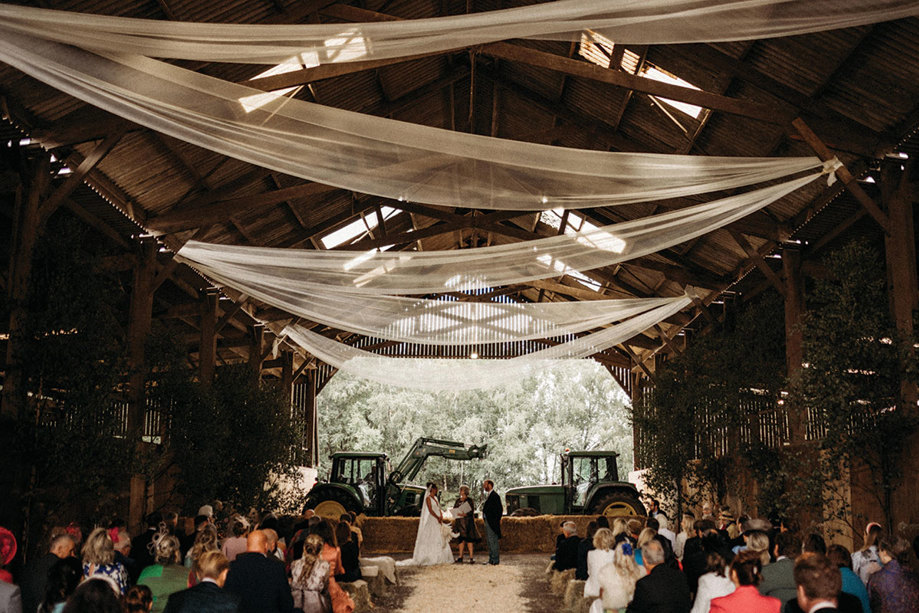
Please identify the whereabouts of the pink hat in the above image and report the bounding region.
[0,527,17,566]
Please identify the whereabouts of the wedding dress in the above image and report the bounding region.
[397,487,455,566]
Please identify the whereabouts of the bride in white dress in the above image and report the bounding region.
[398,483,455,566]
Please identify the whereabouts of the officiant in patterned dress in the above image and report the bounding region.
[451,485,481,564]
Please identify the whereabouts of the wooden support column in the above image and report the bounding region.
[280,351,294,405]
[630,371,643,473]
[2,155,49,420]
[783,245,807,444]
[304,369,319,467]
[199,290,219,385]
[249,324,265,379]
[127,238,156,533]
[882,162,918,414]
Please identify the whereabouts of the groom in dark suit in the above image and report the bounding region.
[482,479,503,565]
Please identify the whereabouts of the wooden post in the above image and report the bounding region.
[783,245,807,444]
[631,371,643,472]
[882,161,918,415]
[2,155,50,420]
[249,324,265,379]
[304,369,319,466]
[280,351,294,405]
[199,289,218,385]
[127,238,156,533]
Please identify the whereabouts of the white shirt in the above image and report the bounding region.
[691,571,735,613]
[584,549,616,597]
[658,527,676,547]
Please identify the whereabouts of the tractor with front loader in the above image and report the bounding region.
[306,437,487,518]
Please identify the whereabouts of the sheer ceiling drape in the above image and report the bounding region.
[0,32,828,211]
[0,1,916,65]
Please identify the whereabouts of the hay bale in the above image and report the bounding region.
[563,579,586,608]
[361,515,639,555]
[550,569,576,595]
[339,580,372,613]
[361,565,387,598]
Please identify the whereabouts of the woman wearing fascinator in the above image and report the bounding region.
[397,483,454,566]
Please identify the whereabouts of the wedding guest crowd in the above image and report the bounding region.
[0,504,374,613]
[569,505,919,613]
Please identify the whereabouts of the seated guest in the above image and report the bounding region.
[627,539,691,613]
[658,517,677,548]
[746,532,772,567]
[554,522,582,572]
[710,550,779,613]
[634,527,658,567]
[611,518,630,545]
[291,535,332,613]
[221,517,250,563]
[867,537,919,613]
[113,529,137,588]
[124,585,154,613]
[185,525,219,581]
[584,528,616,598]
[577,521,599,581]
[851,523,883,585]
[339,513,363,551]
[224,530,293,613]
[22,533,76,613]
[682,519,706,562]
[334,522,361,583]
[784,553,862,613]
[790,553,843,613]
[138,534,189,613]
[675,513,696,561]
[263,529,284,563]
[759,531,800,605]
[0,527,16,584]
[61,578,122,613]
[132,513,163,580]
[802,534,827,556]
[81,527,129,595]
[592,542,643,613]
[654,534,681,572]
[0,580,21,613]
[163,551,239,613]
[691,551,734,613]
[827,545,869,613]
[38,557,82,613]
[311,519,354,613]
[684,525,731,595]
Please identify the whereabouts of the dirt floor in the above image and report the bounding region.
[371,554,565,613]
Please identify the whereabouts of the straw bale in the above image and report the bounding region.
[361,515,614,555]
[550,568,576,594]
[339,579,372,613]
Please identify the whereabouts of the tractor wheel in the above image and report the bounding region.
[589,491,646,517]
[308,489,360,519]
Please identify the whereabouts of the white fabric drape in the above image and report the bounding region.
[1,1,916,65]
[0,33,826,211]
[170,257,684,344]
[176,172,827,295]
[282,295,692,391]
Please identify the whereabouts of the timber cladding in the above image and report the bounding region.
[360,515,625,555]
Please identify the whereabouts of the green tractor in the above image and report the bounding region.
[505,450,645,517]
[306,437,487,518]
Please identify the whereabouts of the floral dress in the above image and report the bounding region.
[291,557,332,613]
[82,561,128,595]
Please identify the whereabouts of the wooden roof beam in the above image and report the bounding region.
[148,181,342,233]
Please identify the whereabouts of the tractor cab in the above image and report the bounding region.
[562,451,619,510]
[327,452,388,515]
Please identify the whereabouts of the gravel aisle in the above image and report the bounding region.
[376,554,563,613]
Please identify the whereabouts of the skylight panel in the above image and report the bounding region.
[321,216,369,249]
[320,206,402,249]
[639,62,704,119]
[579,30,615,68]
[238,57,310,113]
